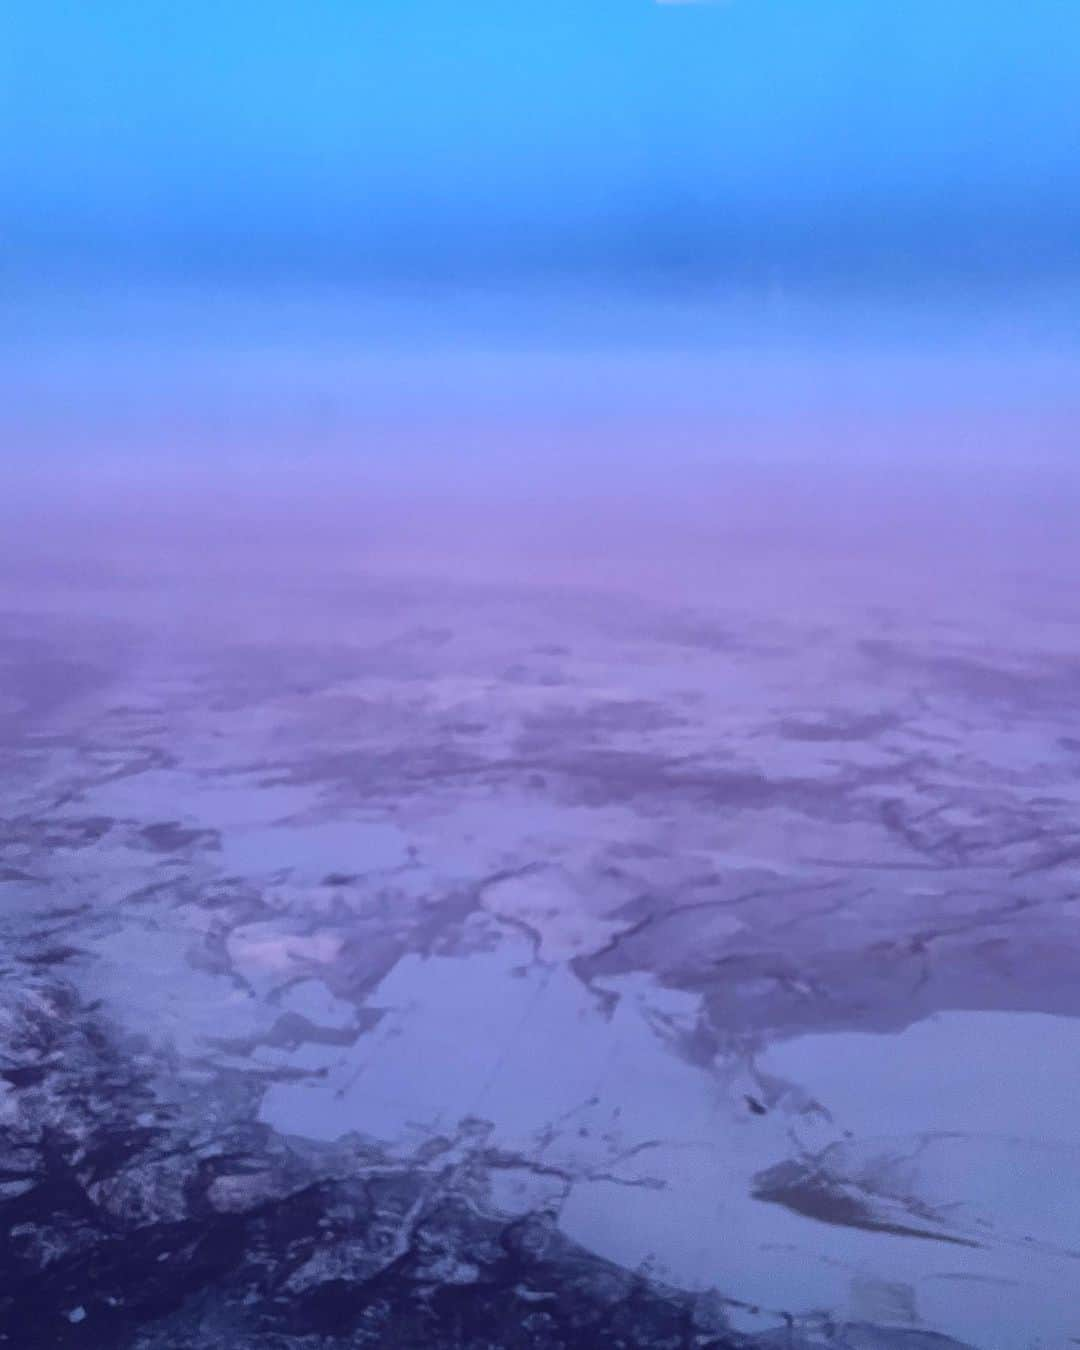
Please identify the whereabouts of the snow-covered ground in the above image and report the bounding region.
[3,576,1080,1347]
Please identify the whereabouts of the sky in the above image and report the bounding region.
[3,1,1079,599]
[4,0,1080,287]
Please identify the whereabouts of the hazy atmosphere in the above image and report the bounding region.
[3,4,1080,1348]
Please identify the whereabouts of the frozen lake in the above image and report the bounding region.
[3,577,1080,1347]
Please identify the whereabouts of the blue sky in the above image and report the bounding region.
[4,0,1079,545]
[4,0,1080,289]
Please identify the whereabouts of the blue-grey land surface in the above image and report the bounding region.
[3,573,1079,1350]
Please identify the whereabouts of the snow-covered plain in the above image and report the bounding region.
[3,575,1080,1347]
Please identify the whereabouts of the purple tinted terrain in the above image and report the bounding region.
[2,546,1080,1348]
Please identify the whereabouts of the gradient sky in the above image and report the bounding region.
[3,2,1080,599]
[5,0,1080,288]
